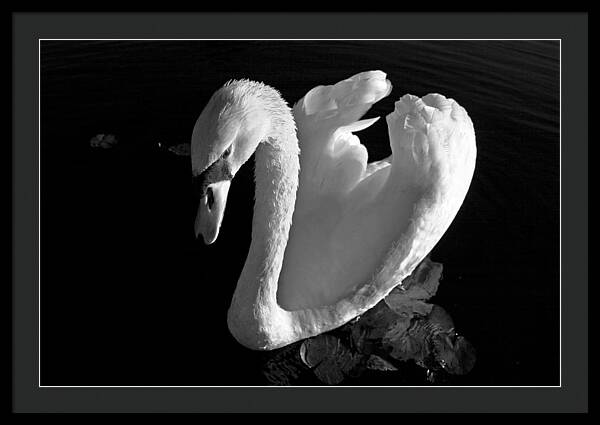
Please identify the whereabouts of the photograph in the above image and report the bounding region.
[38,39,560,387]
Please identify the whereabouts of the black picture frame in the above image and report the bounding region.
[12,12,588,413]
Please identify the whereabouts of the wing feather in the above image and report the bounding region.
[292,71,392,204]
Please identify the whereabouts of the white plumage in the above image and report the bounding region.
[191,71,476,350]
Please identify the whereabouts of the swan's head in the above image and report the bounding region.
[191,80,271,244]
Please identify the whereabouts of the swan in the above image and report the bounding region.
[191,71,476,350]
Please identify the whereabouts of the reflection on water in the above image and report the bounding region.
[261,258,476,385]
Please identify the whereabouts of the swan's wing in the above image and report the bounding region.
[280,73,476,317]
[292,71,392,206]
[364,155,392,178]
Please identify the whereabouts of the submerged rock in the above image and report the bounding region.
[89,133,119,149]
[167,143,191,156]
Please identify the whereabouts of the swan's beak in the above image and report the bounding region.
[194,180,231,245]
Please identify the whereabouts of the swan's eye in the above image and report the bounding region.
[223,146,232,159]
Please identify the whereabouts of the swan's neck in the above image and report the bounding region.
[228,110,300,348]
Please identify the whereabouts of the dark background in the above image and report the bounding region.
[40,40,560,386]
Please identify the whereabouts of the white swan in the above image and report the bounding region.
[191,71,476,350]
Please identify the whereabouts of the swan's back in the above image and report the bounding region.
[277,71,476,311]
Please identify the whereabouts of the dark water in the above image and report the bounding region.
[40,40,560,386]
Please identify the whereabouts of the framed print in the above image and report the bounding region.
[12,11,587,413]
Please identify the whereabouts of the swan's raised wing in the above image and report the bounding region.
[279,71,476,315]
[292,71,392,208]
